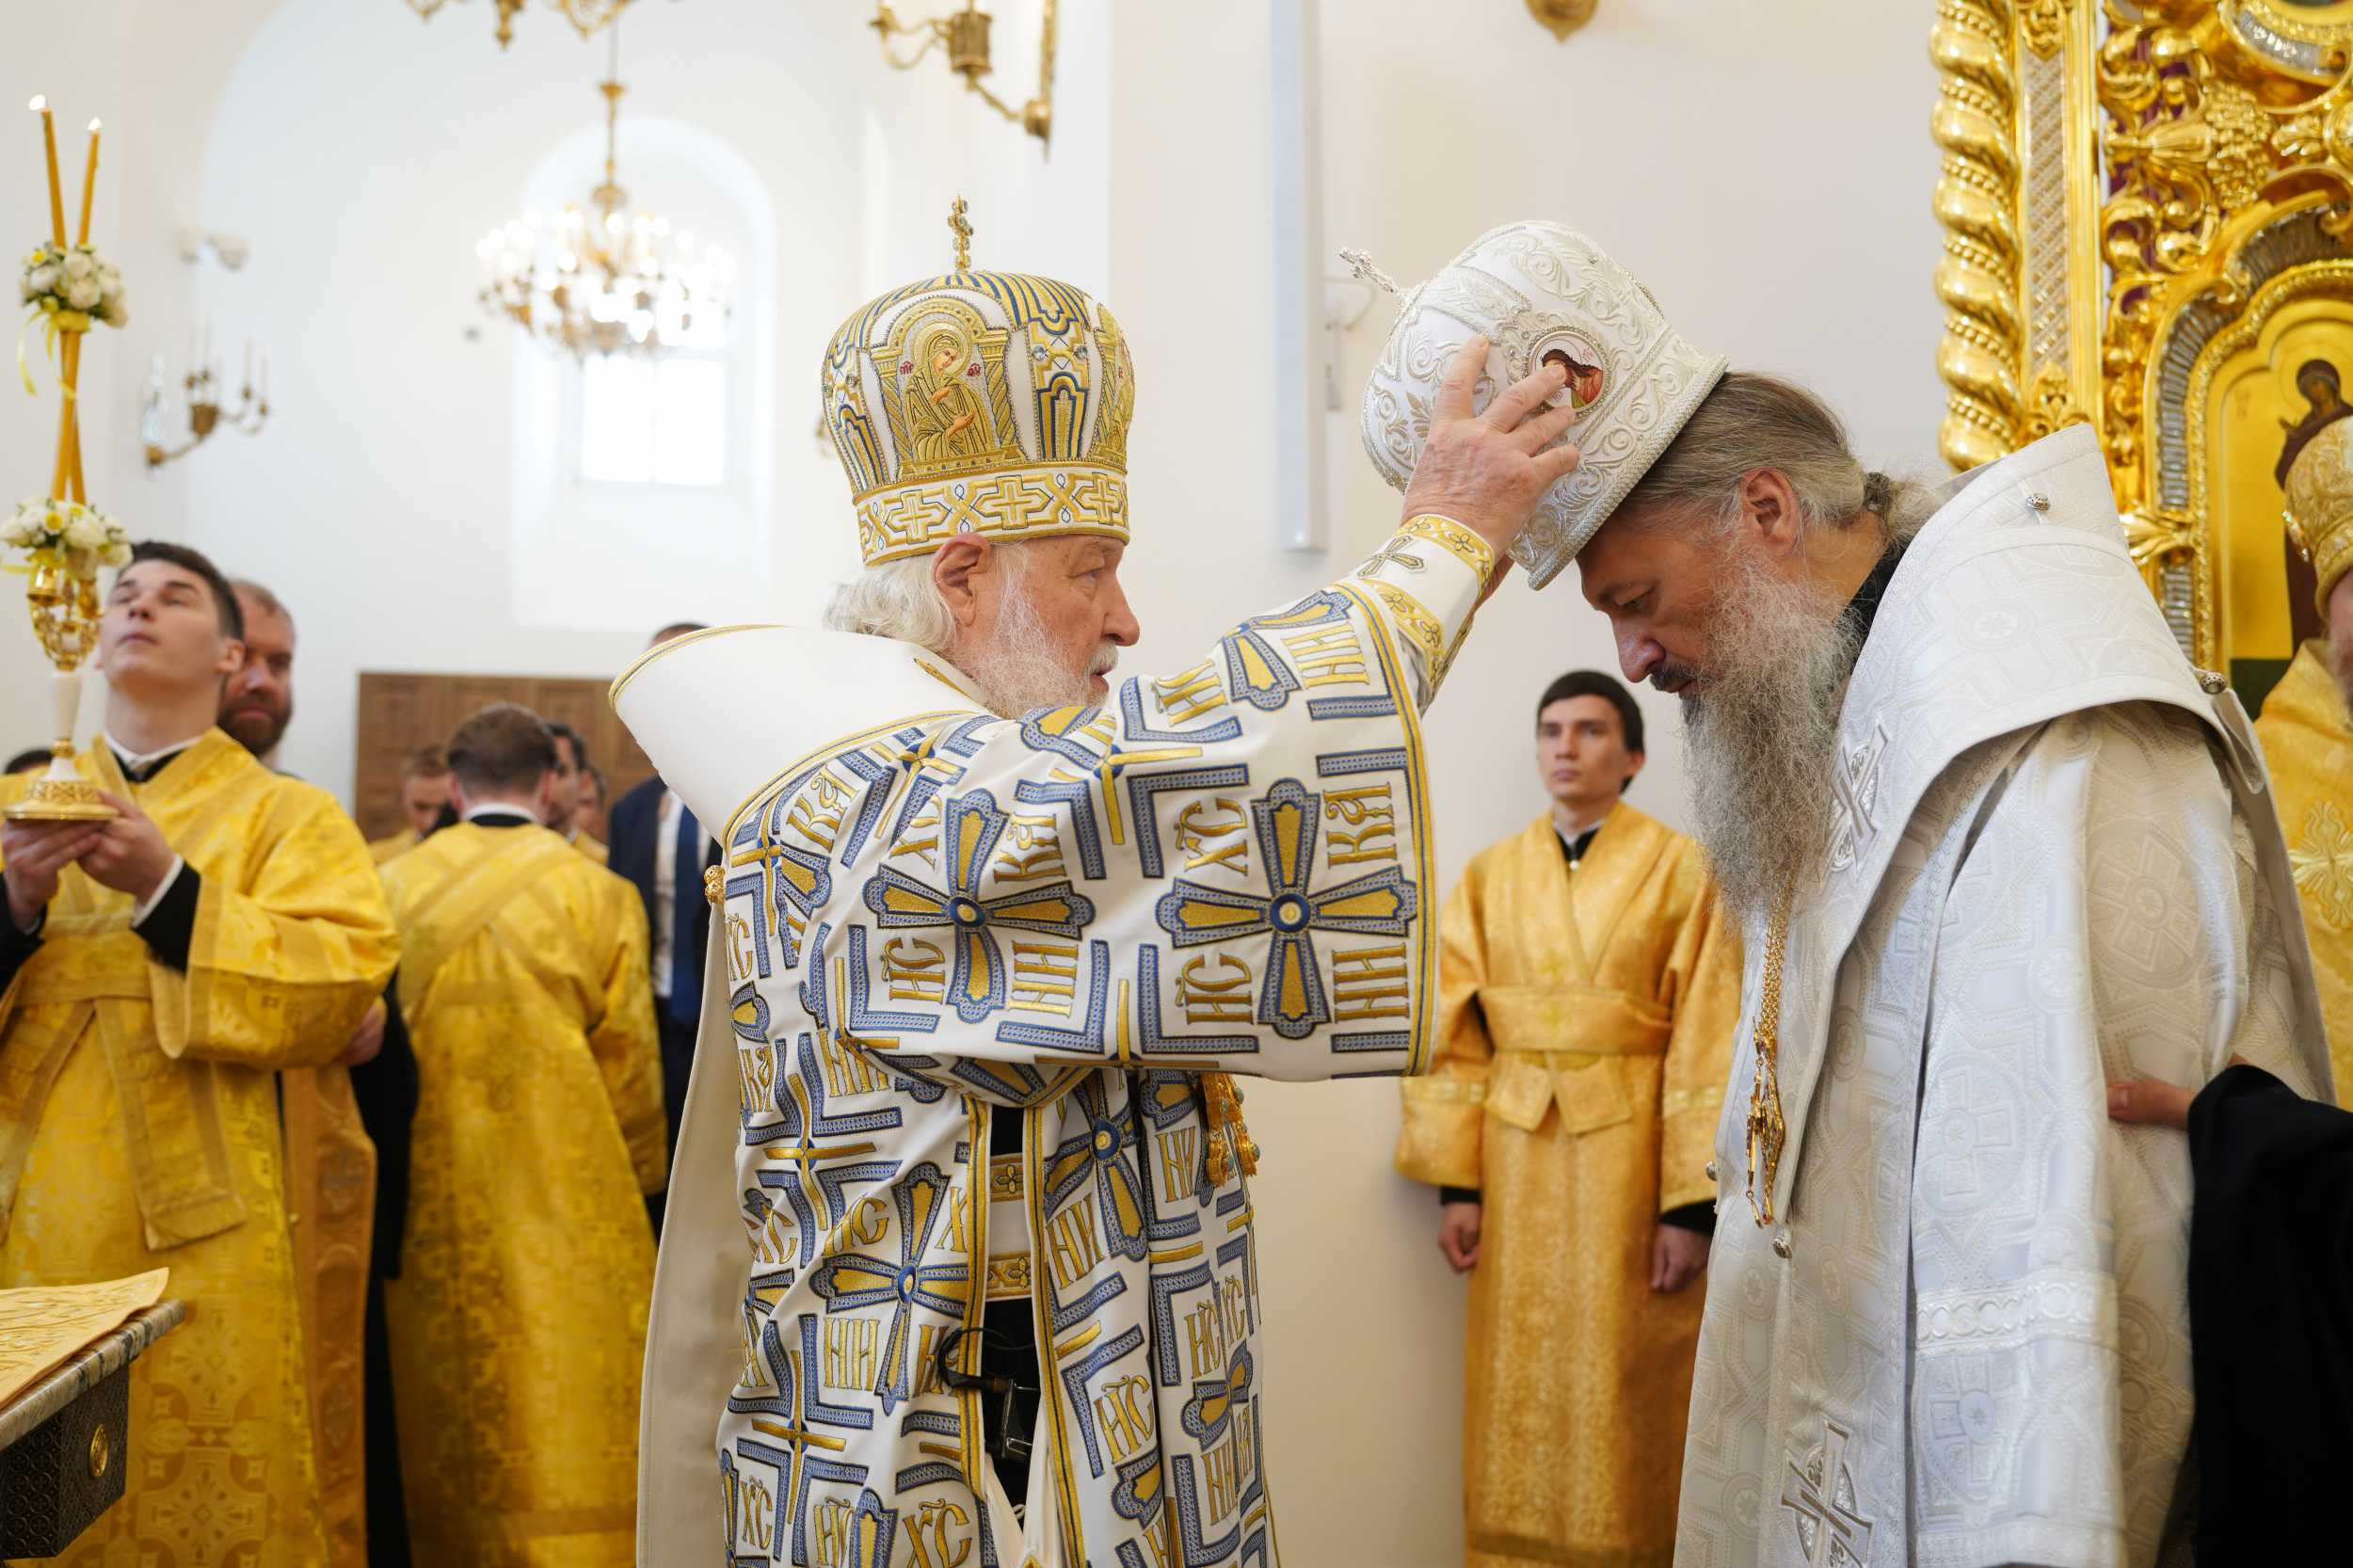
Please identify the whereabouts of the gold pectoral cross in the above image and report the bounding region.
[1745,883,1794,1227]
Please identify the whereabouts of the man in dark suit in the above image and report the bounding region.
[606,621,713,1226]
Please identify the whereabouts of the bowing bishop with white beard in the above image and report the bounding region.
[1356,223,2334,1568]
[1592,386,2332,1568]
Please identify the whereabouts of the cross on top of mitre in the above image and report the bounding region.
[949,196,972,270]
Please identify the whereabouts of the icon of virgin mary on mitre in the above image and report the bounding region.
[1353,220,1726,587]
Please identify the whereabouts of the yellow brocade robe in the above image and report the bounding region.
[2254,640,2351,1097]
[574,833,609,865]
[1396,806,1739,1568]
[379,824,664,1567]
[0,731,399,1568]
[369,827,420,865]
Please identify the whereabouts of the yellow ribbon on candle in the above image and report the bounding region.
[15,303,88,397]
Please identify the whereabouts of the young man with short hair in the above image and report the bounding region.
[543,718,607,864]
[378,701,663,1565]
[0,540,399,1568]
[1397,669,1738,1568]
[372,744,452,864]
[574,760,610,849]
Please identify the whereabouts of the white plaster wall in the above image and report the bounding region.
[1,1,1946,1562]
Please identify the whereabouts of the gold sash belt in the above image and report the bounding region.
[1480,985,1672,1055]
[1479,986,1669,1136]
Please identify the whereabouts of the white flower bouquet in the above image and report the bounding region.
[20,240,127,329]
[4,496,132,579]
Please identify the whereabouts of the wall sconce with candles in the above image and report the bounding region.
[141,331,269,469]
[870,0,1056,150]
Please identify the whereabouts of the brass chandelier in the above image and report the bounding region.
[473,22,733,359]
[407,0,632,51]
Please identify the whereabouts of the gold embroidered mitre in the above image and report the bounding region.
[2285,414,2353,615]
[822,237,1135,568]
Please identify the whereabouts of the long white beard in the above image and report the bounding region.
[1679,548,1860,919]
[958,570,1118,717]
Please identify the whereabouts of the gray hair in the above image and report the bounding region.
[821,538,1043,652]
[1620,373,1937,544]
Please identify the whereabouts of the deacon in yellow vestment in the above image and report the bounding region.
[2254,640,2352,1096]
[379,815,664,1567]
[1398,802,1738,1568]
[0,730,400,1568]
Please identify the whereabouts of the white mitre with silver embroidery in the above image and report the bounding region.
[1354,220,1726,588]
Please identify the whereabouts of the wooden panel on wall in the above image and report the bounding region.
[352,672,653,842]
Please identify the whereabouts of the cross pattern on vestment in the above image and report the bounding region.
[1018,704,1204,847]
[729,1312,872,1563]
[754,1042,896,1268]
[1153,778,1417,1039]
[1042,1075,1152,1264]
[2292,798,2353,928]
[863,788,1096,1024]
[1781,1417,1874,1568]
[1826,722,1891,872]
[806,1161,972,1414]
[1355,536,1426,576]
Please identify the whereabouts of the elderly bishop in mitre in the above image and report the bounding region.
[1362,221,2334,1568]
[615,215,1581,1568]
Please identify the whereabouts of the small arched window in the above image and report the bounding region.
[504,117,777,631]
[576,305,729,488]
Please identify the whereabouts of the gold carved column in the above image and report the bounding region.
[1934,0,2353,698]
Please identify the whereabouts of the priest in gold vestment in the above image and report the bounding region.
[0,543,400,1568]
[2266,421,2353,1094]
[379,702,664,1567]
[1398,671,1738,1568]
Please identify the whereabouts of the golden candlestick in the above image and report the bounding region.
[9,96,125,824]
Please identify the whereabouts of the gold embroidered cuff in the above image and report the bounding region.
[1368,583,1446,671]
[1401,514,1496,584]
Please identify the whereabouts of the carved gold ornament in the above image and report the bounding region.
[1526,0,1597,41]
[1931,0,2353,675]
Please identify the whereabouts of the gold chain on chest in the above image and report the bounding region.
[1744,884,1794,1227]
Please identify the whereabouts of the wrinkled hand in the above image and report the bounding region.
[1400,336,1585,568]
[75,792,180,906]
[1436,1200,1482,1273]
[1,819,104,933]
[337,1000,387,1069]
[2107,1056,2251,1131]
[1650,1222,1709,1293]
